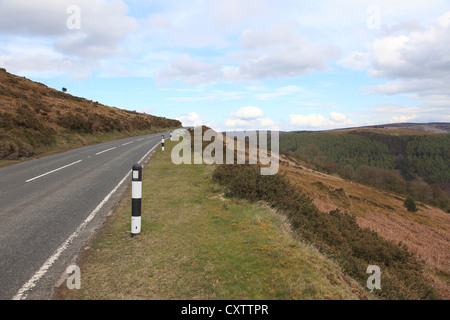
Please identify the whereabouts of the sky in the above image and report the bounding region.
[0,0,449,132]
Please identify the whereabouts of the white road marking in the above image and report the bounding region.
[14,169,132,300]
[13,141,161,300]
[95,147,116,156]
[138,142,161,165]
[25,160,83,183]
[122,141,134,146]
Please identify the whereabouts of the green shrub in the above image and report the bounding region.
[404,197,418,212]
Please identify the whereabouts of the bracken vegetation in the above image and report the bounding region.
[212,164,441,300]
[0,68,181,160]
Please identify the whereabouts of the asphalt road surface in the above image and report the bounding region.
[0,132,169,300]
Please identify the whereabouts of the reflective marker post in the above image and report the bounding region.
[161,135,165,151]
[131,164,142,237]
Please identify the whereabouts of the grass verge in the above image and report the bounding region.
[59,140,370,300]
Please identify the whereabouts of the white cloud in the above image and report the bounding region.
[210,0,272,29]
[0,0,138,58]
[154,22,340,85]
[225,106,278,130]
[230,106,264,120]
[289,114,328,127]
[149,15,172,29]
[368,12,450,80]
[165,89,243,102]
[338,52,370,71]
[224,118,277,131]
[389,115,417,123]
[155,54,223,84]
[177,112,203,127]
[330,111,348,122]
[362,11,450,110]
[0,50,96,78]
[256,85,304,100]
[366,103,450,123]
[236,24,341,80]
[363,79,449,96]
[437,11,450,28]
[166,96,211,102]
[289,112,356,129]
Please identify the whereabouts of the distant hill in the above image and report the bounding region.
[0,68,181,160]
[279,129,450,212]
[329,122,450,134]
[369,122,450,133]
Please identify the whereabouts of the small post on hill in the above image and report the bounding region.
[131,164,142,237]
[161,135,165,151]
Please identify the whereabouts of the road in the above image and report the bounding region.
[0,132,169,300]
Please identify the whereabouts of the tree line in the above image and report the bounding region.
[279,131,450,212]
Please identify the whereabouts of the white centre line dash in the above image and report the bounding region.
[122,141,134,146]
[26,160,83,183]
[95,147,116,156]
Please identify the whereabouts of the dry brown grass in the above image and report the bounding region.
[0,68,181,160]
[280,156,450,299]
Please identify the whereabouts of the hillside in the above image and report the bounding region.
[279,156,449,299]
[0,68,181,162]
[279,130,450,212]
[58,127,448,300]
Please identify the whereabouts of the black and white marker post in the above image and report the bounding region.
[161,135,165,151]
[131,163,142,237]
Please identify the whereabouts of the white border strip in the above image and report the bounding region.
[138,142,160,165]
[13,141,161,300]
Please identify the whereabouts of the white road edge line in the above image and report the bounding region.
[25,160,83,183]
[138,141,161,165]
[13,142,161,300]
[95,147,116,156]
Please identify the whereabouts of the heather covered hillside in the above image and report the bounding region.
[0,68,181,161]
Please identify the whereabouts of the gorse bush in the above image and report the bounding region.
[404,196,418,212]
[213,164,440,300]
[213,164,315,215]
